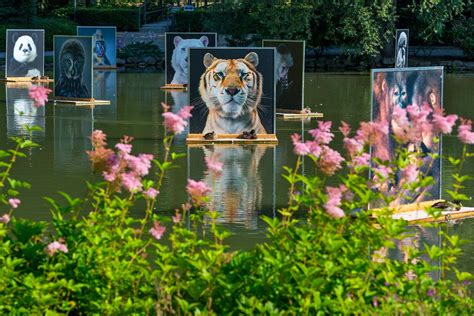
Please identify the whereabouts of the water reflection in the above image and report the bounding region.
[93,70,117,119]
[188,144,276,229]
[5,83,45,138]
[53,105,94,171]
[165,90,189,140]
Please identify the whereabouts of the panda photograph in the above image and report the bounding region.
[165,32,217,85]
[6,29,44,78]
[77,26,116,68]
[188,48,276,136]
[54,36,93,99]
[262,40,305,111]
[395,29,409,68]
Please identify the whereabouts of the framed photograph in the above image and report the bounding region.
[77,26,117,68]
[395,29,409,68]
[371,66,444,203]
[262,39,305,111]
[54,36,93,99]
[188,144,276,229]
[165,32,217,85]
[5,29,44,78]
[5,84,46,137]
[188,47,276,135]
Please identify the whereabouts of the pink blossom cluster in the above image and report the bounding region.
[0,214,10,224]
[291,121,345,176]
[186,179,211,206]
[458,118,474,144]
[46,241,68,256]
[205,155,223,175]
[28,85,52,108]
[162,103,193,135]
[87,131,154,194]
[8,198,21,209]
[324,186,345,219]
[149,220,166,240]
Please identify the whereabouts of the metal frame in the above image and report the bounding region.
[164,32,218,84]
[5,29,45,78]
[262,39,306,111]
[187,47,277,135]
[53,35,94,99]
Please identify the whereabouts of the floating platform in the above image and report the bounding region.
[160,84,187,91]
[52,97,110,106]
[1,77,54,83]
[186,133,278,145]
[372,200,474,223]
[276,108,323,119]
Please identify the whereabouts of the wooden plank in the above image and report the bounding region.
[2,77,53,83]
[186,133,278,145]
[160,84,187,91]
[372,200,444,214]
[280,112,324,119]
[53,98,110,106]
[392,207,474,223]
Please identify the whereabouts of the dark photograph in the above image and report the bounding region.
[165,32,217,85]
[262,40,305,110]
[188,47,276,135]
[371,67,443,203]
[54,36,93,99]
[6,29,44,78]
[395,29,409,68]
[77,26,117,67]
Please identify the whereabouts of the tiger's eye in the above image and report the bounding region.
[213,73,221,81]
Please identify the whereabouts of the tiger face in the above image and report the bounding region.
[199,52,262,119]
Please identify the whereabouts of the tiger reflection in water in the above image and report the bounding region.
[202,145,268,229]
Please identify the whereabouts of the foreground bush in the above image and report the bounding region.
[0,99,473,313]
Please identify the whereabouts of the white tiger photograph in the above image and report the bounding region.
[187,48,276,136]
[165,32,217,85]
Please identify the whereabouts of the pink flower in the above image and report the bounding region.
[161,102,170,112]
[343,137,363,157]
[401,162,419,184]
[0,214,10,224]
[339,121,351,137]
[317,146,344,176]
[186,179,211,205]
[205,155,224,174]
[307,141,322,157]
[458,119,474,144]
[309,121,334,145]
[46,241,68,256]
[372,165,393,189]
[355,121,388,145]
[433,113,458,134]
[121,172,142,192]
[324,186,345,219]
[8,198,21,209]
[177,105,193,119]
[115,143,132,155]
[144,188,159,199]
[172,212,182,224]
[28,85,52,107]
[126,154,153,176]
[351,153,371,168]
[149,221,166,240]
[291,134,310,156]
[90,130,107,148]
[162,112,187,135]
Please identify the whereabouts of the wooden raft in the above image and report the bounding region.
[276,108,323,119]
[2,77,54,83]
[372,200,474,223]
[52,96,111,106]
[186,133,278,145]
[160,84,187,91]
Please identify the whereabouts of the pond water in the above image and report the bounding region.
[1,71,474,278]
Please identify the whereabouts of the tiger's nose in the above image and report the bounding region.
[225,88,239,96]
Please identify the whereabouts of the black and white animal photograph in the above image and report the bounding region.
[165,32,217,85]
[54,36,93,99]
[6,29,44,78]
[263,40,305,110]
[395,29,409,68]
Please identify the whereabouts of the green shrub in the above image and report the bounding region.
[117,41,162,59]
[171,10,207,32]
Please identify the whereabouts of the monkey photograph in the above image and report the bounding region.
[54,36,93,99]
[263,40,305,111]
[77,26,116,68]
[395,29,409,68]
[6,29,44,78]
[371,67,444,203]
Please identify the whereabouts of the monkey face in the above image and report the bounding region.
[95,40,106,58]
[390,83,408,109]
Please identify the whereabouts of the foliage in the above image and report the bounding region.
[117,41,163,60]
[172,10,207,33]
[0,109,474,312]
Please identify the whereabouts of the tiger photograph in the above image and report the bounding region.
[262,40,305,111]
[188,48,276,135]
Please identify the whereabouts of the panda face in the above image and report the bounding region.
[13,35,37,63]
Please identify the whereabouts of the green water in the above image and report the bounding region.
[1,72,474,265]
